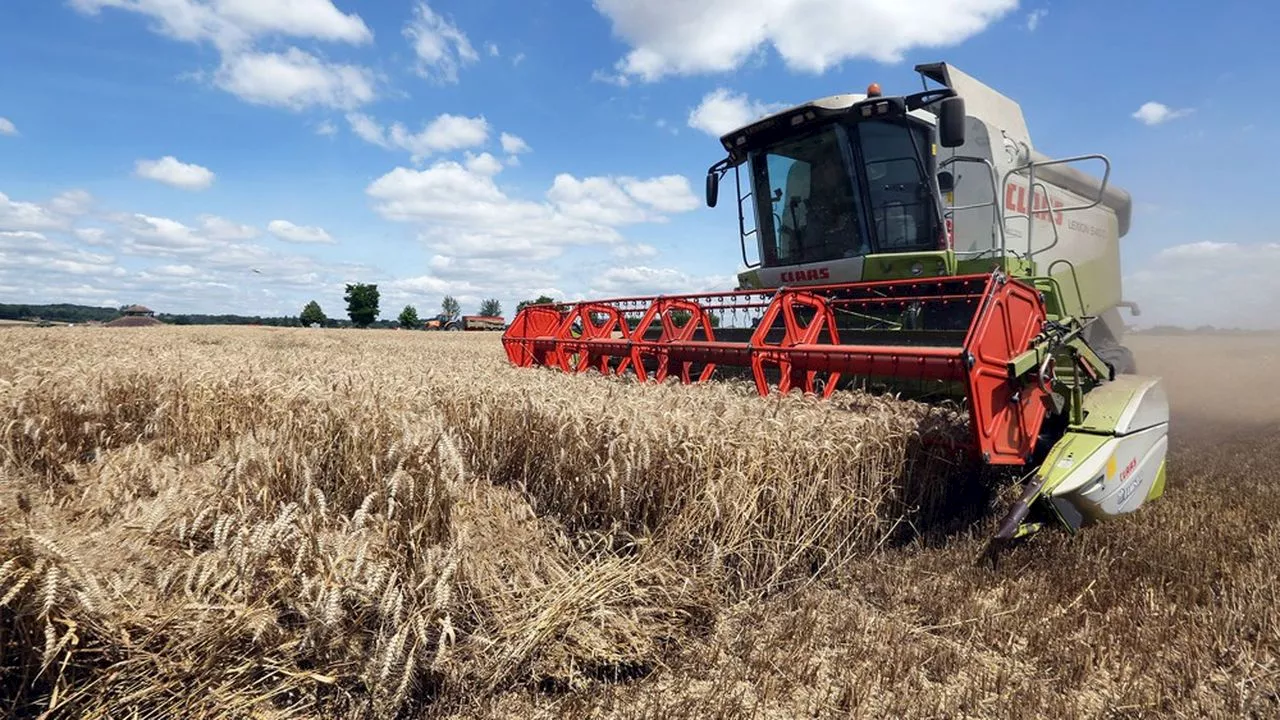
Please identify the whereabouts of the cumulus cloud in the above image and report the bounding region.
[268,219,335,244]
[404,1,479,83]
[1124,241,1280,329]
[1132,102,1194,126]
[594,0,1017,82]
[365,160,699,262]
[0,185,372,316]
[619,176,699,213]
[346,112,490,160]
[198,215,259,240]
[134,156,216,190]
[212,0,371,44]
[70,0,372,50]
[500,132,531,155]
[586,265,732,297]
[688,88,787,137]
[464,152,504,176]
[215,48,376,111]
[0,117,16,136]
[0,191,78,231]
[71,1,379,110]
[47,190,94,216]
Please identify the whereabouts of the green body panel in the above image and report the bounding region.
[1147,459,1167,501]
[1036,256,1121,319]
[859,251,956,280]
[955,255,1035,279]
[1069,374,1150,434]
[1035,432,1111,496]
[735,268,763,290]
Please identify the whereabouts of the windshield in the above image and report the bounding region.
[748,117,940,267]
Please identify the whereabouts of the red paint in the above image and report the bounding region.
[780,268,830,283]
[1119,457,1138,482]
[1004,182,1064,225]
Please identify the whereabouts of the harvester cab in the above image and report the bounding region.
[503,62,1169,544]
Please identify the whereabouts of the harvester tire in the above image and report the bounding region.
[1097,343,1137,375]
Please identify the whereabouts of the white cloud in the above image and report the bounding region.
[47,189,94,216]
[594,0,1017,82]
[500,132,531,155]
[586,266,732,297]
[619,176,699,213]
[345,112,490,160]
[0,117,16,136]
[612,243,659,260]
[70,0,371,51]
[267,219,334,244]
[366,160,699,263]
[404,1,479,83]
[0,187,371,316]
[315,119,337,136]
[547,174,699,225]
[213,0,372,45]
[486,42,500,57]
[1124,241,1280,329]
[1026,8,1047,31]
[134,155,216,190]
[464,152,504,176]
[0,229,119,279]
[688,88,787,137]
[75,228,110,246]
[70,1,379,111]
[548,175,652,225]
[215,48,376,110]
[1132,102,1193,126]
[199,214,258,240]
[0,191,71,232]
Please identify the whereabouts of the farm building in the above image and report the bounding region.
[106,304,162,327]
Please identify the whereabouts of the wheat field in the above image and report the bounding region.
[1,327,1277,719]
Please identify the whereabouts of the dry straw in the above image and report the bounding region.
[1,327,972,718]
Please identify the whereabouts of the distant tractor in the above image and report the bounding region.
[424,313,505,331]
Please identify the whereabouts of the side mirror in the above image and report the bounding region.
[937,170,954,193]
[705,171,720,208]
[938,96,966,148]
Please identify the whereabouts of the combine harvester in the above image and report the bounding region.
[502,63,1168,542]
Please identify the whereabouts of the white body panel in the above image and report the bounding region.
[1047,375,1170,522]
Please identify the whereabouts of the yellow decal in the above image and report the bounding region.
[1106,455,1117,478]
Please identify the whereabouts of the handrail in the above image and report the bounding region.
[1001,153,1112,261]
[939,155,1007,259]
[1044,258,1087,318]
[734,163,760,268]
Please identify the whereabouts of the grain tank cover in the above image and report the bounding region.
[915,62,1033,150]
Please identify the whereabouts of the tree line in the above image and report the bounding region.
[299,284,513,329]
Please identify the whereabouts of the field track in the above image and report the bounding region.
[1,327,1277,719]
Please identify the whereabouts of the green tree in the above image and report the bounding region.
[441,295,461,318]
[516,295,556,312]
[478,298,502,317]
[344,283,380,328]
[398,304,420,329]
[300,300,327,327]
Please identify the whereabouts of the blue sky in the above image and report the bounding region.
[0,0,1275,328]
